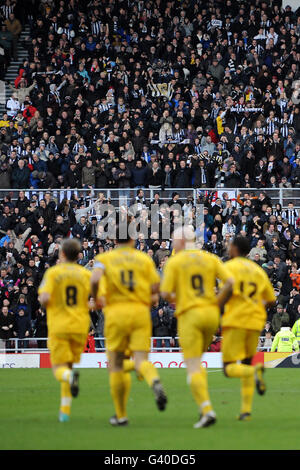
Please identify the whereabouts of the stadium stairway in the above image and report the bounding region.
[0,24,30,116]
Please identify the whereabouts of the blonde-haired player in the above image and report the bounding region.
[161,226,233,428]
[38,239,91,422]
[91,227,167,426]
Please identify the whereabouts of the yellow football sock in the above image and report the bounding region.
[60,381,72,415]
[110,371,127,419]
[241,376,255,415]
[138,360,159,387]
[123,372,131,417]
[54,366,71,383]
[123,359,135,373]
[189,369,212,415]
[225,363,254,379]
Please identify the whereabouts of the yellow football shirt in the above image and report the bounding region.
[38,263,91,335]
[94,246,160,306]
[216,115,224,135]
[222,257,276,331]
[98,275,107,298]
[161,249,232,316]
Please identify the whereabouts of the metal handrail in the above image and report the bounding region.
[0,335,272,353]
[1,187,300,207]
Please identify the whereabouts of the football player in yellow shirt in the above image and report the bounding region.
[38,239,91,422]
[221,236,276,421]
[91,228,167,427]
[160,226,234,428]
[96,276,143,381]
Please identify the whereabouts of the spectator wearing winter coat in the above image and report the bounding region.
[10,227,32,253]
[9,80,36,104]
[193,160,209,188]
[34,308,47,349]
[6,94,20,118]
[34,171,57,189]
[261,320,275,337]
[207,58,225,83]
[11,159,30,188]
[4,13,22,60]
[204,233,223,256]
[113,162,131,188]
[225,165,243,188]
[0,162,11,189]
[249,239,268,262]
[272,304,290,334]
[31,216,49,245]
[0,306,15,350]
[131,160,148,188]
[174,160,192,188]
[15,294,31,319]
[31,154,47,174]
[154,241,170,266]
[162,164,176,189]
[72,216,92,240]
[201,135,216,155]
[222,218,236,238]
[24,234,42,255]
[82,159,96,188]
[208,335,221,352]
[22,102,37,124]
[35,142,49,163]
[13,308,31,348]
[49,214,70,238]
[272,256,288,283]
[147,161,164,189]
[95,161,110,188]
[0,24,12,56]
[64,161,81,188]
[152,305,171,351]
[264,224,280,249]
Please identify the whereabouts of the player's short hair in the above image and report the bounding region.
[116,223,130,244]
[61,238,82,261]
[173,225,195,241]
[232,236,250,256]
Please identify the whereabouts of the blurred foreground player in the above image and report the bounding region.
[221,236,276,421]
[91,226,167,426]
[96,276,143,381]
[161,226,233,428]
[38,239,91,422]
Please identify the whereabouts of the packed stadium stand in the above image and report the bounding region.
[0,0,299,352]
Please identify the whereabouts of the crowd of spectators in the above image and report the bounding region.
[0,0,299,192]
[0,188,300,350]
[0,0,300,351]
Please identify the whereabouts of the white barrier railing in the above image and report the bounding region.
[2,187,300,208]
[0,336,272,353]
